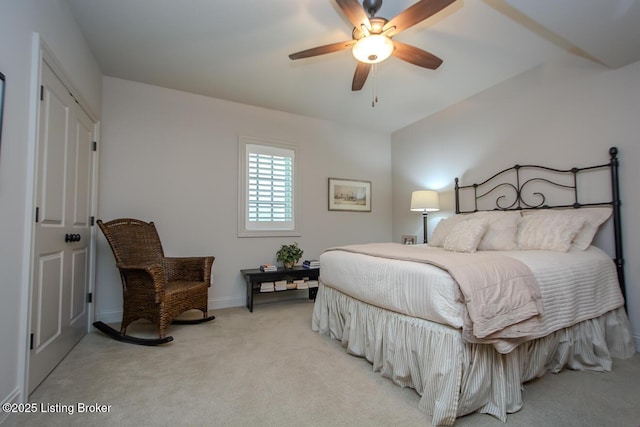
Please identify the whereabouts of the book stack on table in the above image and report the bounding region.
[293,279,307,289]
[274,280,288,291]
[302,259,320,269]
[260,282,274,292]
[260,264,277,272]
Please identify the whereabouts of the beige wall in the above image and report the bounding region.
[0,0,102,411]
[391,55,640,349]
[96,76,392,320]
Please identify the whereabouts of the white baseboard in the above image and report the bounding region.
[94,308,123,324]
[208,295,246,310]
[0,387,21,425]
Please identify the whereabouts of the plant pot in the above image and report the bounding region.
[283,261,294,269]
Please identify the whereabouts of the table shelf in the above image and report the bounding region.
[240,266,319,312]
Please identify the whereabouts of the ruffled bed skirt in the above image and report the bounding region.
[311,283,635,426]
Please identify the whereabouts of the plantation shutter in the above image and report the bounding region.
[244,143,295,232]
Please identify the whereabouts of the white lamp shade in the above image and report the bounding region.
[410,190,440,212]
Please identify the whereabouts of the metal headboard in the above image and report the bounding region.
[454,147,625,306]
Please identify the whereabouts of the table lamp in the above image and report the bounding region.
[410,190,440,244]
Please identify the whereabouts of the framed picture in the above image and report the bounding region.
[328,178,371,212]
[402,235,417,245]
[0,72,5,150]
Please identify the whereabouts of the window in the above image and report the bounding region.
[238,136,300,237]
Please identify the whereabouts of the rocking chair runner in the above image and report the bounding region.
[95,218,215,345]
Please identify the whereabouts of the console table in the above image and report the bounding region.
[241,266,320,312]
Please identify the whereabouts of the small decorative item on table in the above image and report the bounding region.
[276,242,303,269]
[402,235,417,245]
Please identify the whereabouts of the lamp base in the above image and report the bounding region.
[422,212,429,244]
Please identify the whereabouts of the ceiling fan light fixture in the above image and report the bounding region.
[352,34,394,64]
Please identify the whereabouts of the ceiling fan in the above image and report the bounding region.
[289,0,455,91]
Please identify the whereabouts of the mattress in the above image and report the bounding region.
[319,243,625,352]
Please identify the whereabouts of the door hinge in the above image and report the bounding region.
[92,141,97,151]
[35,207,39,223]
[30,333,34,350]
[90,216,95,226]
[40,85,44,101]
[87,292,93,303]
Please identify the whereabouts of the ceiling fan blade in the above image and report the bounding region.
[289,40,356,60]
[335,0,371,31]
[383,0,455,37]
[392,41,443,69]
[352,62,371,91]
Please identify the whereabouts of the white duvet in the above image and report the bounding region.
[319,244,625,351]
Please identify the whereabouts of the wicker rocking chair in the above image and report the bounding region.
[94,218,215,345]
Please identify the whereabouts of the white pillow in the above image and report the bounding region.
[443,218,488,253]
[517,214,585,252]
[573,207,613,249]
[477,211,521,251]
[429,215,468,247]
[521,207,612,250]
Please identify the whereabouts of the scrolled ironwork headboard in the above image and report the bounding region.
[454,147,625,305]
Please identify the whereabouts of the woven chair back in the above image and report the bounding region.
[98,218,165,266]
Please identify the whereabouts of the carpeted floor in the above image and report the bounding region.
[5,299,640,426]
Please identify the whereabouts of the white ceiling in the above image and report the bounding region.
[65,0,640,133]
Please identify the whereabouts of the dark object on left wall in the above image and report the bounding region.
[95,218,215,345]
[0,72,6,153]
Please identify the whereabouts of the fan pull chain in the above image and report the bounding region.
[371,63,379,107]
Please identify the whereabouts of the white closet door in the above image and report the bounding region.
[28,59,95,393]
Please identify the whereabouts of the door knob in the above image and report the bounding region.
[64,233,81,243]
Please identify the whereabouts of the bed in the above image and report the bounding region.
[311,147,634,426]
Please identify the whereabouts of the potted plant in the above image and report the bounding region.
[276,242,304,269]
